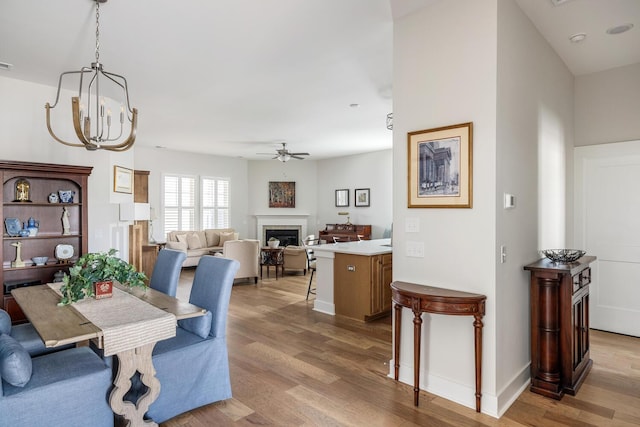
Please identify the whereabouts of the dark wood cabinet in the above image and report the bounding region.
[1,161,92,323]
[319,224,371,242]
[524,256,596,399]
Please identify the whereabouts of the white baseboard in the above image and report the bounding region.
[387,359,531,418]
[313,299,335,316]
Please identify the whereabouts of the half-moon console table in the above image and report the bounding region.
[390,281,487,412]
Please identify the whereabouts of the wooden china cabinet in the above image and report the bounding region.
[524,256,596,399]
[1,160,92,323]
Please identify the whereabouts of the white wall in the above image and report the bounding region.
[0,76,135,255]
[393,0,499,415]
[247,159,318,241]
[316,149,392,238]
[496,0,574,413]
[575,62,640,147]
[134,146,250,241]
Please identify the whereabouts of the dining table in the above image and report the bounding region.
[11,282,206,427]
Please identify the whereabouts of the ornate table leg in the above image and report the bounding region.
[393,303,402,380]
[413,309,422,406]
[110,343,160,427]
[473,314,484,412]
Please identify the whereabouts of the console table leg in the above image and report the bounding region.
[413,310,422,406]
[473,314,483,412]
[393,303,402,381]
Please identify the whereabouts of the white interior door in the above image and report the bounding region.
[575,140,640,337]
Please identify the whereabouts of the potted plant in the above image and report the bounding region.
[267,237,280,249]
[58,249,147,305]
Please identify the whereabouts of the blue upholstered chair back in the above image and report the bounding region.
[189,255,239,338]
[149,248,187,297]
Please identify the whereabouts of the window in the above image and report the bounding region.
[201,177,229,229]
[163,174,229,235]
[163,175,195,234]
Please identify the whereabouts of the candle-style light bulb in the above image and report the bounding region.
[120,105,124,123]
[107,109,112,126]
[100,98,105,117]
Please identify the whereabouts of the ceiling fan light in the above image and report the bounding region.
[279,153,291,162]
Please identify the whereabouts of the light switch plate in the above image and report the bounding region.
[406,241,424,258]
[405,217,420,233]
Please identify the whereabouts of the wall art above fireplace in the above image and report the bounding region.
[269,181,295,208]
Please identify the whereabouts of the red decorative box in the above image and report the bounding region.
[94,280,113,299]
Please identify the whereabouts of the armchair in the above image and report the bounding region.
[283,245,307,275]
[140,255,240,423]
[0,337,113,427]
[220,239,260,284]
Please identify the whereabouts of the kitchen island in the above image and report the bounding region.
[312,238,392,321]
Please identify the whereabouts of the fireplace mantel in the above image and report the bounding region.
[255,214,309,246]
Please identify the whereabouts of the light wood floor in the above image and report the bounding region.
[163,269,640,426]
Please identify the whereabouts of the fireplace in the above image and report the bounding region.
[265,229,299,247]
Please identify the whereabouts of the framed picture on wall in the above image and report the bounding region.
[113,165,133,194]
[407,122,473,208]
[268,181,295,208]
[335,189,349,207]
[354,188,370,207]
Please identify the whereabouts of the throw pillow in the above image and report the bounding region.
[219,231,235,246]
[205,229,220,247]
[186,233,203,250]
[178,312,212,339]
[176,234,188,244]
[0,333,32,387]
[165,241,188,252]
[0,310,11,335]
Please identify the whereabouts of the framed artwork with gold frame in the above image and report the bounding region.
[113,165,133,194]
[407,122,473,208]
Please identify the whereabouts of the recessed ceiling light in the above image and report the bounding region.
[569,33,587,43]
[0,62,13,71]
[606,23,634,35]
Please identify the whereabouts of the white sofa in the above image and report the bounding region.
[165,228,238,267]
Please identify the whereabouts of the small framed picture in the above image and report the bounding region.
[113,165,133,194]
[354,188,370,207]
[335,189,349,207]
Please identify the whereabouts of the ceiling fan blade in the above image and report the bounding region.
[289,152,309,156]
[291,155,305,160]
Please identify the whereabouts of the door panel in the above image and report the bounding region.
[575,141,640,337]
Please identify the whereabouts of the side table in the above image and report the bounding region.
[260,247,284,279]
[390,281,486,412]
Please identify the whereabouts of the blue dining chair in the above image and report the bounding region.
[148,248,187,297]
[133,255,240,423]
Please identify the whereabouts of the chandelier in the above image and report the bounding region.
[45,0,138,151]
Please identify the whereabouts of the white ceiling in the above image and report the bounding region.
[0,0,638,160]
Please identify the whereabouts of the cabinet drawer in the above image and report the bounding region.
[572,267,591,294]
[572,274,581,293]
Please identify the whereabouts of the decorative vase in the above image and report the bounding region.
[267,240,280,249]
[58,190,75,203]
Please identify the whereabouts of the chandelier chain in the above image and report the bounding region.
[95,1,100,63]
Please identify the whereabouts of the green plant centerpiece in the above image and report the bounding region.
[59,249,147,305]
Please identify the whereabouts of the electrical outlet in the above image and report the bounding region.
[501,245,507,263]
[347,265,356,272]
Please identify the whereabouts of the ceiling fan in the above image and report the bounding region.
[257,143,310,162]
